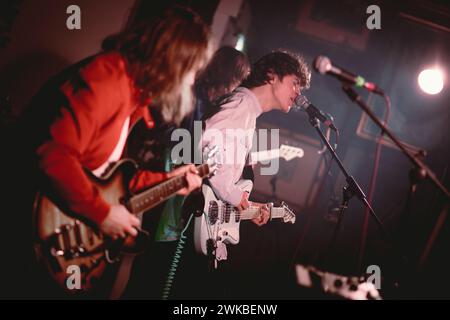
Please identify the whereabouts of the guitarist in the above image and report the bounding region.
[7,6,211,298]
[189,50,311,299]
[202,50,311,225]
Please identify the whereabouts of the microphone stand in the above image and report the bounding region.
[341,86,450,199]
[306,113,387,269]
[400,164,426,229]
[341,85,450,275]
[270,176,278,202]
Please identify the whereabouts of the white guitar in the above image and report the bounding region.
[194,181,296,259]
[249,144,304,164]
[193,144,301,260]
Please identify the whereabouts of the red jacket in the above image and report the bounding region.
[36,52,166,225]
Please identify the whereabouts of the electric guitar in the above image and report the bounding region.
[193,144,302,259]
[194,182,296,258]
[249,144,304,164]
[33,145,219,298]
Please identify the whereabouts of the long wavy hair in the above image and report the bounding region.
[102,6,211,124]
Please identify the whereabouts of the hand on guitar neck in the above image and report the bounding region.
[166,164,202,196]
[100,164,202,239]
[237,192,270,226]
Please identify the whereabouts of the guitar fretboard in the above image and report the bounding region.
[128,163,209,214]
[238,206,286,220]
[250,149,280,164]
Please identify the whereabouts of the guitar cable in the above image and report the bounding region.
[161,212,195,300]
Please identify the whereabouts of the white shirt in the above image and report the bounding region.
[202,87,262,206]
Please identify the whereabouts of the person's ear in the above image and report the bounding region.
[267,72,277,84]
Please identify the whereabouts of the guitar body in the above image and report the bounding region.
[194,180,296,258]
[194,180,253,256]
[32,159,143,298]
[194,144,303,257]
[32,145,220,297]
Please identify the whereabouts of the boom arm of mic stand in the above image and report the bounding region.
[341,85,450,199]
[341,85,450,282]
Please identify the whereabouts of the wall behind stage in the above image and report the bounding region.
[0,0,135,117]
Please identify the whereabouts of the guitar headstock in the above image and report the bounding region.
[280,201,296,224]
[202,144,221,177]
[279,144,304,161]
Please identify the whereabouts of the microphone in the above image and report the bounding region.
[314,56,384,95]
[293,95,337,131]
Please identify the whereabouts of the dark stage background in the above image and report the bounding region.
[1,0,449,299]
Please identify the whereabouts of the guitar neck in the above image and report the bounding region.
[240,206,286,220]
[250,145,304,164]
[249,149,280,164]
[127,163,209,214]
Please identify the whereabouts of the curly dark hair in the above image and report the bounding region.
[241,50,311,90]
[102,6,211,124]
